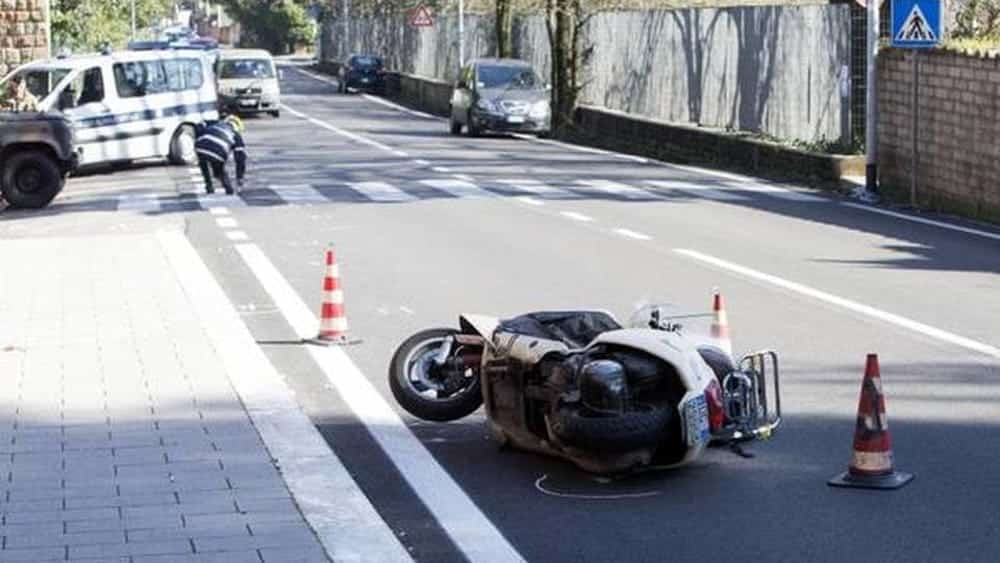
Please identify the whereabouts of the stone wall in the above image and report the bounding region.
[878,48,1000,223]
[0,0,49,78]
[321,4,853,143]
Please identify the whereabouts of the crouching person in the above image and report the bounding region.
[196,115,247,195]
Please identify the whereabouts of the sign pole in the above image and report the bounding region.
[458,0,465,68]
[910,50,919,207]
[865,0,880,193]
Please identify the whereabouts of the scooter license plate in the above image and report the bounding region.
[684,395,710,447]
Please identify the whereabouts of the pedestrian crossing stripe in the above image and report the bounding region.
[51,177,828,214]
[896,4,936,42]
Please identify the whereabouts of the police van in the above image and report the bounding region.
[1,49,218,167]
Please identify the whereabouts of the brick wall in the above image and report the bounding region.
[0,0,49,78]
[878,48,1000,223]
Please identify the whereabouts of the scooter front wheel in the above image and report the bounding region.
[389,328,484,422]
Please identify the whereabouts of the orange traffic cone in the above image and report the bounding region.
[828,354,913,489]
[709,290,733,357]
[307,245,360,346]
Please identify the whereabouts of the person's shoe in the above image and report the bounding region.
[225,190,234,195]
[205,189,215,194]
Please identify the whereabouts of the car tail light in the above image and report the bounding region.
[705,379,725,432]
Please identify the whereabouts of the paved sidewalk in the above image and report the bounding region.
[0,233,332,562]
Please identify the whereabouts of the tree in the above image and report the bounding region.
[496,0,514,58]
[52,0,174,52]
[214,0,318,54]
[545,0,593,132]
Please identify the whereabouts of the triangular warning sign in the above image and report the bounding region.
[409,4,434,27]
[896,4,937,42]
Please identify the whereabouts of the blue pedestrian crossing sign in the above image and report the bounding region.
[891,0,941,48]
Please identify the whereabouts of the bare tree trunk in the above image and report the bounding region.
[552,0,576,131]
[495,0,513,58]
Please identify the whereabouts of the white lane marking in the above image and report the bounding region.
[282,104,397,153]
[116,194,162,212]
[516,196,544,206]
[216,217,238,228]
[575,179,661,200]
[209,207,230,216]
[512,133,648,163]
[226,231,249,241]
[420,179,493,198]
[199,193,247,208]
[432,166,452,173]
[399,306,416,315]
[159,232,412,563]
[233,244,525,563]
[414,159,431,166]
[718,181,825,202]
[269,183,328,205]
[614,228,652,241]
[560,211,594,222]
[452,174,474,181]
[348,181,418,203]
[842,202,1000,242]
[496,178,574,199]
[393,150,410,157]
[675,248,1000,360]
[361,93,437,119]
[644,179,748,202]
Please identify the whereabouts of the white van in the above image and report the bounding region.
[1,49,218,166]
[215,49,281,118]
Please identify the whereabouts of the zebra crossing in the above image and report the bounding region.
[50,170,828,215]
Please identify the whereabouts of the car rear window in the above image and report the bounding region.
[351,56,382,68]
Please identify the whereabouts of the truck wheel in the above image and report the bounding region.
[1,150,64,209]
[168,124,197,165]
[550,403,675,452]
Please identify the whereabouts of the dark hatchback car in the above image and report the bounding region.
[338,55,385,94]
[449,58,551,137]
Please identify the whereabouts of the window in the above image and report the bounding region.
[476,65,541,90]
[219,59,274,79]
[349,56,382,69]
[76,67,105,105]
[8,68,71,99]
[113,59,204,98]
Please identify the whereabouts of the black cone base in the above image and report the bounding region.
[828,470,914,490]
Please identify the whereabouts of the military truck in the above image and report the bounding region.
[0,112,77,209]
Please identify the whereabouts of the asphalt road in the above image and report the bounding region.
[8,64,1000,562]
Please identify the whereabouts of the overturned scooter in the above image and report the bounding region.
[388,296,781,474]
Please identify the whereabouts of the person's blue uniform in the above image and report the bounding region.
[195,116,246,195]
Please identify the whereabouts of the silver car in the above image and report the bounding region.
[449,58,551,137]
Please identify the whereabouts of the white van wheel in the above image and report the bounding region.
[169,125,197,165]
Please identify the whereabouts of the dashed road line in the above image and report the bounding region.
[226,231,249,241]
[613,228,652,241]
[209,207,230,216]
[560,211,593,222]
[674,248,1000,360]
[414,159,431,166]
[515,196,544,206]
[233,243,525,563]
[216,217,238,228]
[432,166,452,173]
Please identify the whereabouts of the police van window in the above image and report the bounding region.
[116,59,202,97]
[114,62,147,97]
[77,67,104,105]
